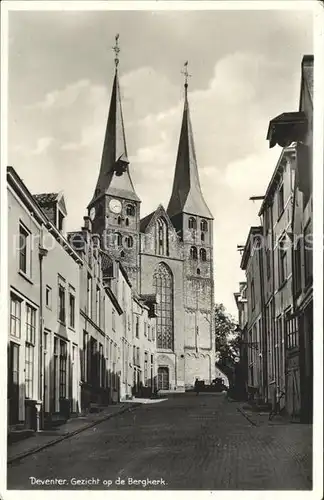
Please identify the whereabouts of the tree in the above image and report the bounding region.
[214,303,240,367]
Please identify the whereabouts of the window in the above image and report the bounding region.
[144,352,148,385]
[200,248,207,262]
[153,263,174,349]
[45,286,52,308]
[197,268,201,275]
[19,224,29,274]
[69,291,75,329]
[188,217,197,230]
[81,332,88,381]
[251,280,255,310]
[277,183,284,218]
[96,286,100,326]
[10,294,21,338]
[58,283,66,324]
[152,326,155,342]
[294,238,302,294]
[148,324,151,340]
[133,346,136,365]
[99,343,104,387]
[304,221,313,286]
[201,232,205,242]
[126,204,135,216]
[112,309,116,331]
[144,321,147,337]
[278,237,288,287]
[25,304,36,399]
[87,274,92,318]
[125,218,129,227]
[26,304,36,344]
[286,314,299,350]
[156,217,169,256]
[114,232,122,247]
[117,216,122,226]
[190,246,198,260]
[25,343,34,399]
[135,316,139,338]
[266,249,271,280]
[59,340,67,398]
[200,220,208,232]
[125,235,133,248]
[136,347,140,366]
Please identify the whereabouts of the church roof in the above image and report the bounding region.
[140,211,155,232]
[33,192,59,204]
[89,67,140,206]
[167,84,213,220]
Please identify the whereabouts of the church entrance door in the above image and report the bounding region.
[157,367,169,390]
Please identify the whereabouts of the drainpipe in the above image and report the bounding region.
[258,237,267,402]
[38,228,48,430]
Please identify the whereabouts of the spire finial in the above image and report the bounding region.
[181,60,192,95]
[112,34,120,68]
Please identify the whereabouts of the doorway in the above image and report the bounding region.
[157,366,169,390]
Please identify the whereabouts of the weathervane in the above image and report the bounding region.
[112,34,120,68]
[181,60,192,88]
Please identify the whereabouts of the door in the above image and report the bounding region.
[8,342,20,425]
[157,367,169,390]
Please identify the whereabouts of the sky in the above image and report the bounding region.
[8,8,313,317]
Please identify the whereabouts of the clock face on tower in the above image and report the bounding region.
[109,199,122,214]
[89,206,96,221]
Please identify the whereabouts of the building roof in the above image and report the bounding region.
[33,192,59,204]
[167,85,213,220]
[240,226,263,271]
[258,145,296,216]
[89,68,140,206]
[301,54,314,104]
[140,211,155,232]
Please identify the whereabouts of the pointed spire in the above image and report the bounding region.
[167,62,213,219]
[90,35,140,205]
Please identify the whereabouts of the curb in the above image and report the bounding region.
[236,406,258,427]
[8,403,141,465]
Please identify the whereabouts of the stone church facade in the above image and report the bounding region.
[88,58,215,390]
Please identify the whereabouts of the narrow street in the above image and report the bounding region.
[7,394,312,490]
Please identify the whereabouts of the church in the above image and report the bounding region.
[87,39,216,391]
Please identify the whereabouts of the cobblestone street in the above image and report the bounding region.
[7,394,312,490]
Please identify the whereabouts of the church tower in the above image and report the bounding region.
[167,63,215,385]
[88,35,141,288]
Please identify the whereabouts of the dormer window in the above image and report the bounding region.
[188,217,197,230]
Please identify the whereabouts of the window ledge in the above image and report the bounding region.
[18,270,33,285]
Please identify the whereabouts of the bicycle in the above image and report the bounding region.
[269,390,285,420]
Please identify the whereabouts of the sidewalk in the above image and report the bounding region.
[8,402,140,465]
[237,401,300,427]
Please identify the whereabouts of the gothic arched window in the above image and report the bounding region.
[153,263,174,349]
[190,246,198,260]
[117,216,122,226]
[188,217,197,230]
[200,219,208,232]
[200,248,207,262]
[156,217,169,256]
[201,232,205,242]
